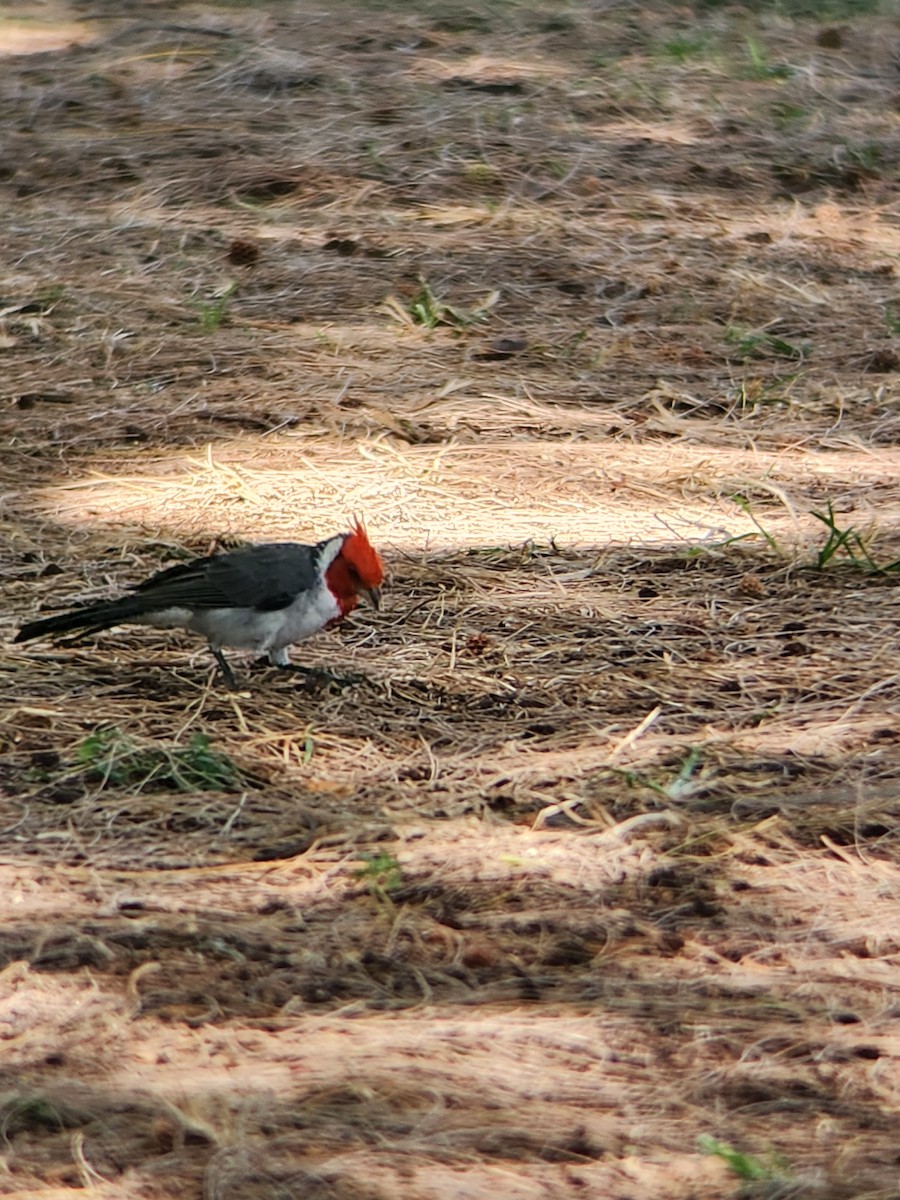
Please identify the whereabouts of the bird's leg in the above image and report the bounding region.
[209,644,239,690]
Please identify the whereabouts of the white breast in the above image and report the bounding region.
[270,583,343,649]
[185,582,341,655]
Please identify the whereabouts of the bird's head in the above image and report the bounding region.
[326,519,385,615]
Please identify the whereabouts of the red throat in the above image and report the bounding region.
[324,557,362,617]
[324,521,385,618]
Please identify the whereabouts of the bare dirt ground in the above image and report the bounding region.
[1,1,899,1197]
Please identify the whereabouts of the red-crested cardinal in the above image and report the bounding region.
[15,521,385,689]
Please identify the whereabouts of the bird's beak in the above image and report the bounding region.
[362,586,381,611]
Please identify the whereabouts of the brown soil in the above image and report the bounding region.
[1,2,899,1197]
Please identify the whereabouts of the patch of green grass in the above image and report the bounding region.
[726,325,808,362]
[600,754,710,811]
[843,140,885,175]
[35,284,67,312]
[354,851,404,902]
[76,727,240,792]
[401,278,495,330]
[9,284,67,317]
[810,501,900,573]
[677,489,790,560]
[547,327,597,365]
[662,33,713,62]
[462,159,500,184]
[0,1095,70,1136]
[538,157,570,181]
[696,494,900,574]
[408,280,465,329]
[731,493,781,552]
[363,139,390,174]
[742,36,793,81]
[614,746,707,803]
[665,746,704,801]
[885,304,900,337]
[770,100,808,130]
[408,282,448,329]
[730,373,800,412]
[195,281,238,331]
[699,1135,792,1185]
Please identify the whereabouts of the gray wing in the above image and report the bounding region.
[133,542,323,612]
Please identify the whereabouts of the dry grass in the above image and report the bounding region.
[1,1,899,1198]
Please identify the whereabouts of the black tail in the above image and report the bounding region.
[15,597,149,644]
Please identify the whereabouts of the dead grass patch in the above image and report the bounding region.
[1,1,899,1197]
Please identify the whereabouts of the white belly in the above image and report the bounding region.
[185,585,341,654]
[136,607,194,630]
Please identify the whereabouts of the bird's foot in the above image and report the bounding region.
[280,663,366,690]
[249,658,365,689]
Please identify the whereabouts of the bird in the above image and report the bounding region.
[14,521,385,689]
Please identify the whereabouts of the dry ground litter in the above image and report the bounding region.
[1,1,899,1198]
